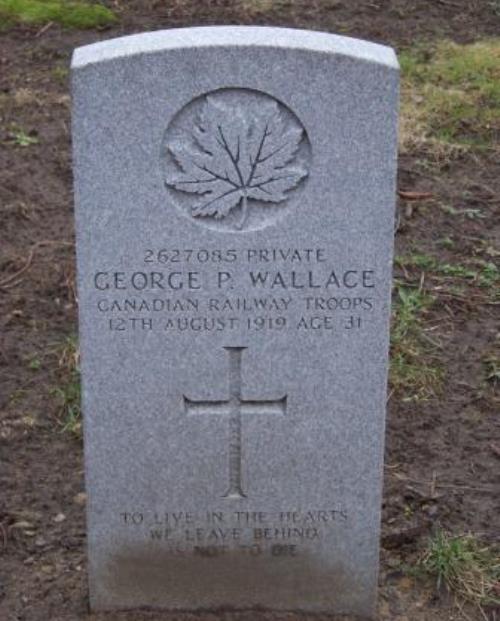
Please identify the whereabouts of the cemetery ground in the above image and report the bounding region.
[0,1,499,620]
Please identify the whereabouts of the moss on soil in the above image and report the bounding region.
[0,0,116,30]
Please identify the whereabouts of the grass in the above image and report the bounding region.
[390,285,442,401]
[238,0,295,14]
[491,0,500,17]
[28,355,41,371]
[439,263,479,279]
[440,204,486,220]
[420,529,500,609]
[51,334,82,437]
[392,251,499,395]
[484,355,500,386]
[399,39,500,157]
[478,261,500,292]
[396,253,500,303]
[52,64,69,83]
[0,0,116,30]
[395,253,437,271]
[438,237,455,250]
[9,128,39,147]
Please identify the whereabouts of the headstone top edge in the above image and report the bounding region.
[71,25,398,71]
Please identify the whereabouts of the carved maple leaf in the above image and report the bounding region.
[166,96,308,229]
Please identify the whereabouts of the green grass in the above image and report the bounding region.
[0,0,116,29]
[491,0,500,17]
[399,39,500,155]
[28,356,41,371]
[395,253,437,271]
[390,285,442,401]
[420,529,500,608]
[437,237,455,250]
[9,128,39,147]
[391,287,433,343]
[439,263,478,279]
[396,253,500,303]
[478,261,500,291]
[52,64,69,83]
[51,334,82,437]
[440,204,486,220]
[393,248,499,397]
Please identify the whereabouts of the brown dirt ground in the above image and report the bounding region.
[1,1,499,620]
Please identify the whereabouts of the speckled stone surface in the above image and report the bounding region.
[71,26,399,617]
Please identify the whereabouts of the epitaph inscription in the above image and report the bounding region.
[184,347,286,499]
[119,508,348,559]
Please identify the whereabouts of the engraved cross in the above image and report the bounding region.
[183,346,287,499]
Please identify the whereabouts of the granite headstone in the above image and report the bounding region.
[72,26,399,617]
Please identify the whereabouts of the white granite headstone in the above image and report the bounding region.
[72,26,399,617]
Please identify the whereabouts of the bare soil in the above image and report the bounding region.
[1,1,499,620]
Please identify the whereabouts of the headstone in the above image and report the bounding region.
[72,26,399,617]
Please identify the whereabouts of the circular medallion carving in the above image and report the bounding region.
[163,88,311,232]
